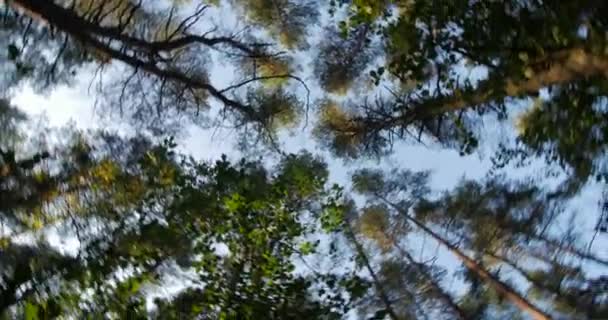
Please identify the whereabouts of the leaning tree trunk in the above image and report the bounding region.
[380,199,553,320]
[404,48,608,121]
[484,251,583,313]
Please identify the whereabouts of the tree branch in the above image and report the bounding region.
[402,47,608,123]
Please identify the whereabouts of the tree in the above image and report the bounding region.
[350,168,570,320]
[0,111,352,318]
[0,124,184,316]
[313,24,377,95]
[346,202,467,320]
[341,205,401,320]
[0,3,89,94]
[3,1,608,319]
[0,99,27,150]
[4,0,309,139]
[414,177,608,318]
[348,167,608,319]
[316,0,608,187]
[230,0,319,49]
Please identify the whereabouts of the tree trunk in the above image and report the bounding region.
[387,47,608,128]
[484,251,584,311]
[344,223,401,320]
[387,234,467,319]
[380,198,552,320]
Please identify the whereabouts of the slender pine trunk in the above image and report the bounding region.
[388,235,467,319]
[380,198,552,320]
[344,223,401,320]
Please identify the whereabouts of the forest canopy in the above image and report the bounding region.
[1,0,607,319]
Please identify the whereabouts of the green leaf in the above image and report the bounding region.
[24,302,39,320]
[299,241,315,255]
[321,205,344,231]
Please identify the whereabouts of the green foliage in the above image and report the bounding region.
[231,0,319,49]
[321,202,346,232]
[247,87,303,131]
[316,0,608,194]
[0,119,356,318]
[3,1,608,319]
[349,167,608,319]
[314,25,375,95]
[276,151,328,198]
[515,79,608,182]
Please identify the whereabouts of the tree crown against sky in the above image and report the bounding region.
[317,1,608,170]
[1,0,608,319]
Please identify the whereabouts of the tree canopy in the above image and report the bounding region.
[316,0,608,185]
[1,0,608,319]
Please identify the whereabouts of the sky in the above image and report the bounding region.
[7,0,608,316]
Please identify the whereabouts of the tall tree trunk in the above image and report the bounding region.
[380,198,552,320]
[343,223,401,320]
[484,251,583,312]
[400,47,608,122]
[386,233,467,319]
